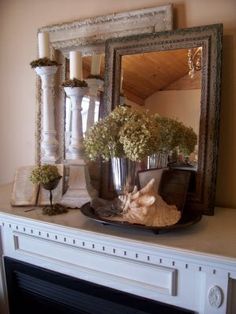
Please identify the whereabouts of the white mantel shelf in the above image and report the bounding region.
[0,184,236,262]
[0,183,236,314]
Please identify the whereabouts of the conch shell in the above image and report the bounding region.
[122,178,181,227]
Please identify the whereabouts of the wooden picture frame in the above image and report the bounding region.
[138,168,167,193]
[104,24,223,214]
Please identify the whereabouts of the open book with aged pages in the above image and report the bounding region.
[11,164,64,206]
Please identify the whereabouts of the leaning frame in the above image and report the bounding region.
[35,5,173,165]
[104,24,223,214]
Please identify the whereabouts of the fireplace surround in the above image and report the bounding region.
[0,184,236,313]
[4,257,193,314]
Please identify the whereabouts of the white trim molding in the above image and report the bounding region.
[0,210,236,314]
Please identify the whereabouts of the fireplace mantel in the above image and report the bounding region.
[0,183,236,313]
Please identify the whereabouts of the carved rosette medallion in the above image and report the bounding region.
[208,285,223,308]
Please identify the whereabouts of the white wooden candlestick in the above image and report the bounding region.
[35,65,59,162]
[64,87,87,160]
[86,78,104,131]
[62,86,97,208]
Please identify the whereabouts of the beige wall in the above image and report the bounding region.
[0,0,236,208]
[145,90,201,135]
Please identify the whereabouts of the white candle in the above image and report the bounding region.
[69,51,83,80]
[91,54,102,75]
[38,32,50,59]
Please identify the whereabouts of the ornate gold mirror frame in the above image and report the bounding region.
[104,24,223,214]
[35,5,173,164]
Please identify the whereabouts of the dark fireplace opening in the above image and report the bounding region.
[4,257,193,314]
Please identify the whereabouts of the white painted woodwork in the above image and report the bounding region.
[62,87,98,208]
[60,164,97,208]
[64,86,87,160]
[12,232,177,296]
[35,66,59,163]
[0,184,236,314]
[86,78,104,131]
[42,5,173,56]
[87,97,96,131]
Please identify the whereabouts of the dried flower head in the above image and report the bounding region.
[62,78,88,88]
[84,105,160,161]
[87,74,104,80]
[30,165,61,185]
[30,57,59,68]
[84,105,197,162]
[154,115,197,155]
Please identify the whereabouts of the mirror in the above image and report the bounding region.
[121,48,201,168]
[104,24,223,214]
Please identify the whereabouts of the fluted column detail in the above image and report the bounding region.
[35,65,58,163]
[86,78,104,131]
[64,87,88,160]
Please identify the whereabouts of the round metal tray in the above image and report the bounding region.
[80,202,202,234]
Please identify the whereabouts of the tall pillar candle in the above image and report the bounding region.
[38,32,50,59]
[91,54,102,75]
[70,51,83,80]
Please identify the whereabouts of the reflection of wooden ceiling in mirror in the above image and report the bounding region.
[121,49,201,105]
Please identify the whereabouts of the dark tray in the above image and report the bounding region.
[80,203,202,234]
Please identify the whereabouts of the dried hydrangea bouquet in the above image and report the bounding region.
[83,105,197,227]
[84,105,159,160]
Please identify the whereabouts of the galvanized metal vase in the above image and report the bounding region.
[111,157,138,196]
[147,152,169,169]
